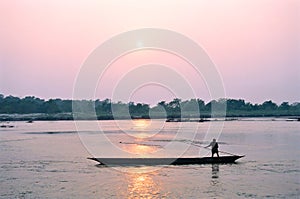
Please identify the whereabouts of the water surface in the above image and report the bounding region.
[0,119,299,198]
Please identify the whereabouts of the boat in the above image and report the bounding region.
[88,155,244,165]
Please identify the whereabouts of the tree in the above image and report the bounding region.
[197,99,205,111]
[20,96,44,113]
[129,102,150,117]
[279,102,289,110]
[167,98,181,117]
[44,99,60,113]
[261,100,278,111]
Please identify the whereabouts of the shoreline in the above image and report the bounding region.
[0,113,299,122]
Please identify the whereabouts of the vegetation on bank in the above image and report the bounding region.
[0,94,299,121]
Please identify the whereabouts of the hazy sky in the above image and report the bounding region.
[1,0,299,105]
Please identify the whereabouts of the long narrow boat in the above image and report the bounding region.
[88,155,244,165]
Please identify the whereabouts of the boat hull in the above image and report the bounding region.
[88,156,244,165]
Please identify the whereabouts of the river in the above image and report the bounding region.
[0,119,299,198]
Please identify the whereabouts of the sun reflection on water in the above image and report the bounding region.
[121,140,159,155]
[123,170,168,198]
[132,119,151,129]
[131,119,152,139]
[112,119,168,156]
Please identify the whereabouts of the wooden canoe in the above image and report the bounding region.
[88,155,244,165]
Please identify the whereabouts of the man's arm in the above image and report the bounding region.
[204,142,211,148]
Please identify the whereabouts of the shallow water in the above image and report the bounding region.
[0,119,299,198]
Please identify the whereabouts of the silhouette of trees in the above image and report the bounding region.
[129,102,150,118]
[95,98,112,117]
[261,100,278,110]
[0,94,299,120]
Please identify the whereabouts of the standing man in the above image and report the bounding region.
[205,138,219,157]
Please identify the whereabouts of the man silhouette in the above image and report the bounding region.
[205,138,219,157]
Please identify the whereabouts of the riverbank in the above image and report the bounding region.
[0,113,299,122]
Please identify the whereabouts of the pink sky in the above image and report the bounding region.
[1,0,299,104]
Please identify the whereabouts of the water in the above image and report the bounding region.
[0,119,299,198]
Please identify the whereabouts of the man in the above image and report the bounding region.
[205,138,219,157]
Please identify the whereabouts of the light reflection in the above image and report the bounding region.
[132,119,151,129]
[130,119,153,139]
[122,141,159,155]
[211,164,219,179]
[117,119,163,155]
[124,170,166,198]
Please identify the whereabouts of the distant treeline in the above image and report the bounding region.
[0,94,300,121]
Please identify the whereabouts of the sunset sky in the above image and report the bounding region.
[1,0,299,105]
